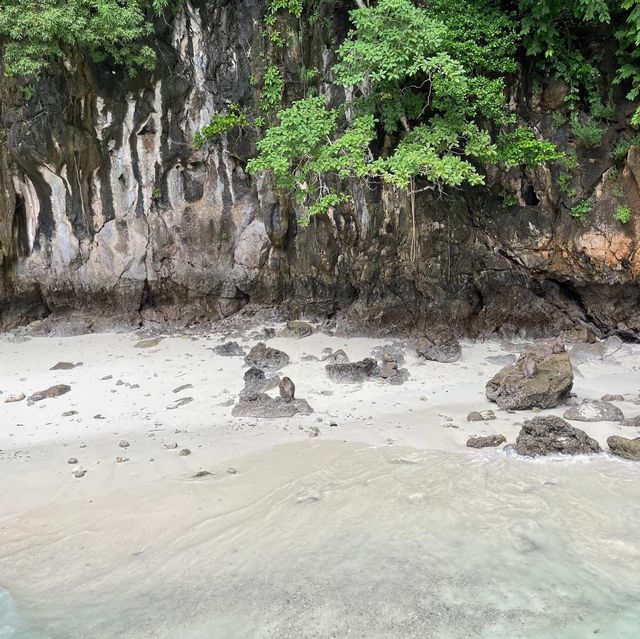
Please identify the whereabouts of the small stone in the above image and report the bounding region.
[67,457,78,465]
[178,448,191,456]
[213,341,246,357]
[163,442,178,449]
[119,440,130,448]
[94,414,105,420]
[134,337,161,349]
[4,393,26,404]
[101,375,113,381]
[308,426,320,438]
[73,469,86,478]
[466,434,506,449]
[466,410,496,422]
[167,397,193,410]
[607,435,640,461]
[173,384,194,394]
[29,384,71,402]
[601,394,625,402]
[50,361,76,371]
[194,470,212,478]
[62,410,78,417]
[226,467,237,475]
[116,456,129,463]
[563,399,624,423]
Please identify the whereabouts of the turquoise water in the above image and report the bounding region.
[0,589,38,639]
[3,443,640,638]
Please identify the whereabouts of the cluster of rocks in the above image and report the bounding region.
[474,336,640,460]
[232,342,313,419]
[324,344,409,385]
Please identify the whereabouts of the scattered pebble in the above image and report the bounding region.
[178,448,191,456]
[67,457,78,465]
[119,440,130,448]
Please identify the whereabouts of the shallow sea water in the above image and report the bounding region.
[3,441,640,638]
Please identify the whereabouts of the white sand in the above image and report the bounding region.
[1,327,640,637]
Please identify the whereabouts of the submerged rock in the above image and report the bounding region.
[244,342,290,371]
[485,351,573,410]
[563,400,624,422]
[29,384,71,402]
[512,416,601,457]
[467,434,506,449]
[415,328,461,363]
[231,393,313,418]
[607,435,640,461]
[213,341,246,357]
[325,358,376,383]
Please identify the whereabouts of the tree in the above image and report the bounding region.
[0,0,171,77]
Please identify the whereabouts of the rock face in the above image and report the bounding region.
[607,435,640,460]
[512,416,601,457]
[2,2,640,337]
[563,400,625,422]
[326,358,376,383]
[485,352,573,410]
[244,343,290,371]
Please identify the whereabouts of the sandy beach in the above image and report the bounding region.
[2,325,640,637]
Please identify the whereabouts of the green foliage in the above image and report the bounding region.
[612,132,640,162]
[264,0,303,25]
[615,205,632,222]
[501,192,519,207]
[552,111,568,128]
[194,104,250,149]
[557,172,577,197]
[497,128,564,166]
[570,198,593,219]
[263,0,303,47]
[250,0,561,224]
[570,114,605,147]
[260,66,285,112]
[0,0,171,77]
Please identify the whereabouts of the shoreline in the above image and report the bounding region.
[2,326,640,636]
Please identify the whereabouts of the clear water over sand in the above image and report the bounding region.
[4,441,640,638]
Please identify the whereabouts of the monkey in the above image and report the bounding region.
[523,355,537,379]
[279,376,295,402]
[551,338,566,354]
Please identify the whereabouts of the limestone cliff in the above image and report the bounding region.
[1,0,640,337]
